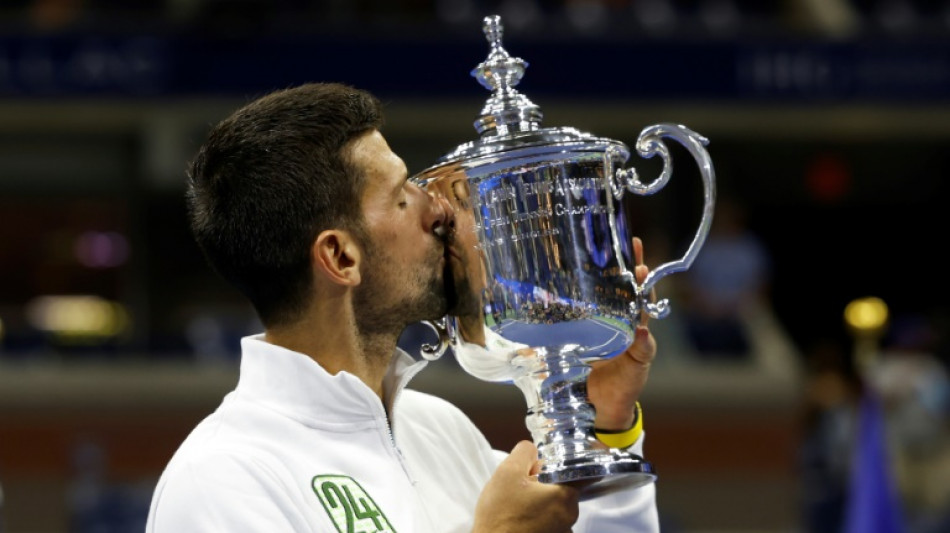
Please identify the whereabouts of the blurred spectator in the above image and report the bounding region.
[68,438,152,533]
[799,336,862,533]
[680,196,773,361]
[799,313,950,533]
[787,0,862,38]
[871,314,950,533]
[28,0,84,31]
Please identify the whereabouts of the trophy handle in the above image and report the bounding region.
[418,317,454,361]
[603,123,716,321]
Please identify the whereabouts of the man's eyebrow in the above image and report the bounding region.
[392,171,410,195]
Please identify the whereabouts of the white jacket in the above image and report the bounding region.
[146,335,658,532]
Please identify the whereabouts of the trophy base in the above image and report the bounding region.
[538,448,657,500]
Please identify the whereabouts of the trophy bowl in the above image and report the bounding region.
[413,15,716,497]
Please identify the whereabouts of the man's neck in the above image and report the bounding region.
[264,320,397,400]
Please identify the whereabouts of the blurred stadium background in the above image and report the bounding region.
[1,1,949,532]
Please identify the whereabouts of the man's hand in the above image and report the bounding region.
[587,237,658,431]
[472,441,580,533]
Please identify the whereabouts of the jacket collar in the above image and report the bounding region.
[235,334,428,426]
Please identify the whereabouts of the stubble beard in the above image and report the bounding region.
[352,238,450,342]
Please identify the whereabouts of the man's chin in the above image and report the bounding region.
[443,273,484,321]
[439,276,456,317]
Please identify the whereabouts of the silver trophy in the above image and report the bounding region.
[413,15,716,496]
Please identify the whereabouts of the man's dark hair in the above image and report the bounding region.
[186,82,383,327]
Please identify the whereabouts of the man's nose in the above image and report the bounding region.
[429,191,456,239]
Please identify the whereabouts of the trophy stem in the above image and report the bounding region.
[512,345,656,497]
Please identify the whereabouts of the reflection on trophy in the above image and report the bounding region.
[413,15,716,496]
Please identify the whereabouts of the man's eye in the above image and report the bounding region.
[451,180,471,209]
[451,190,470,210]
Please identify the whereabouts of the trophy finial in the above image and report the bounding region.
[470,15,542,136]
[483,15,502,47]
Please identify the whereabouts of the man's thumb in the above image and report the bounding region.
[508,440,541,475]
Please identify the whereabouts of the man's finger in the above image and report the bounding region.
[507,440,541,476]
[631,237,655,324]
[633,236,644,266]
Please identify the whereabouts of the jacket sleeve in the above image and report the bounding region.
[146,451,323,532]
[486,431,660,533]
[573,431,660,532]
[422,389,659,532]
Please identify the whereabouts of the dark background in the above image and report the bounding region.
[1,1,949,532]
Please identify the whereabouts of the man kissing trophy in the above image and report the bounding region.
[413,15,716,498]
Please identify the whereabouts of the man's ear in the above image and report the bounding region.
[313,230,362,287]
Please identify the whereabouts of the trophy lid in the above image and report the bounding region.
[428,15,627,170]
[471,14,542,137]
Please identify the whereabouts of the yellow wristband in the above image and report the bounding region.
[595,402,643,449]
